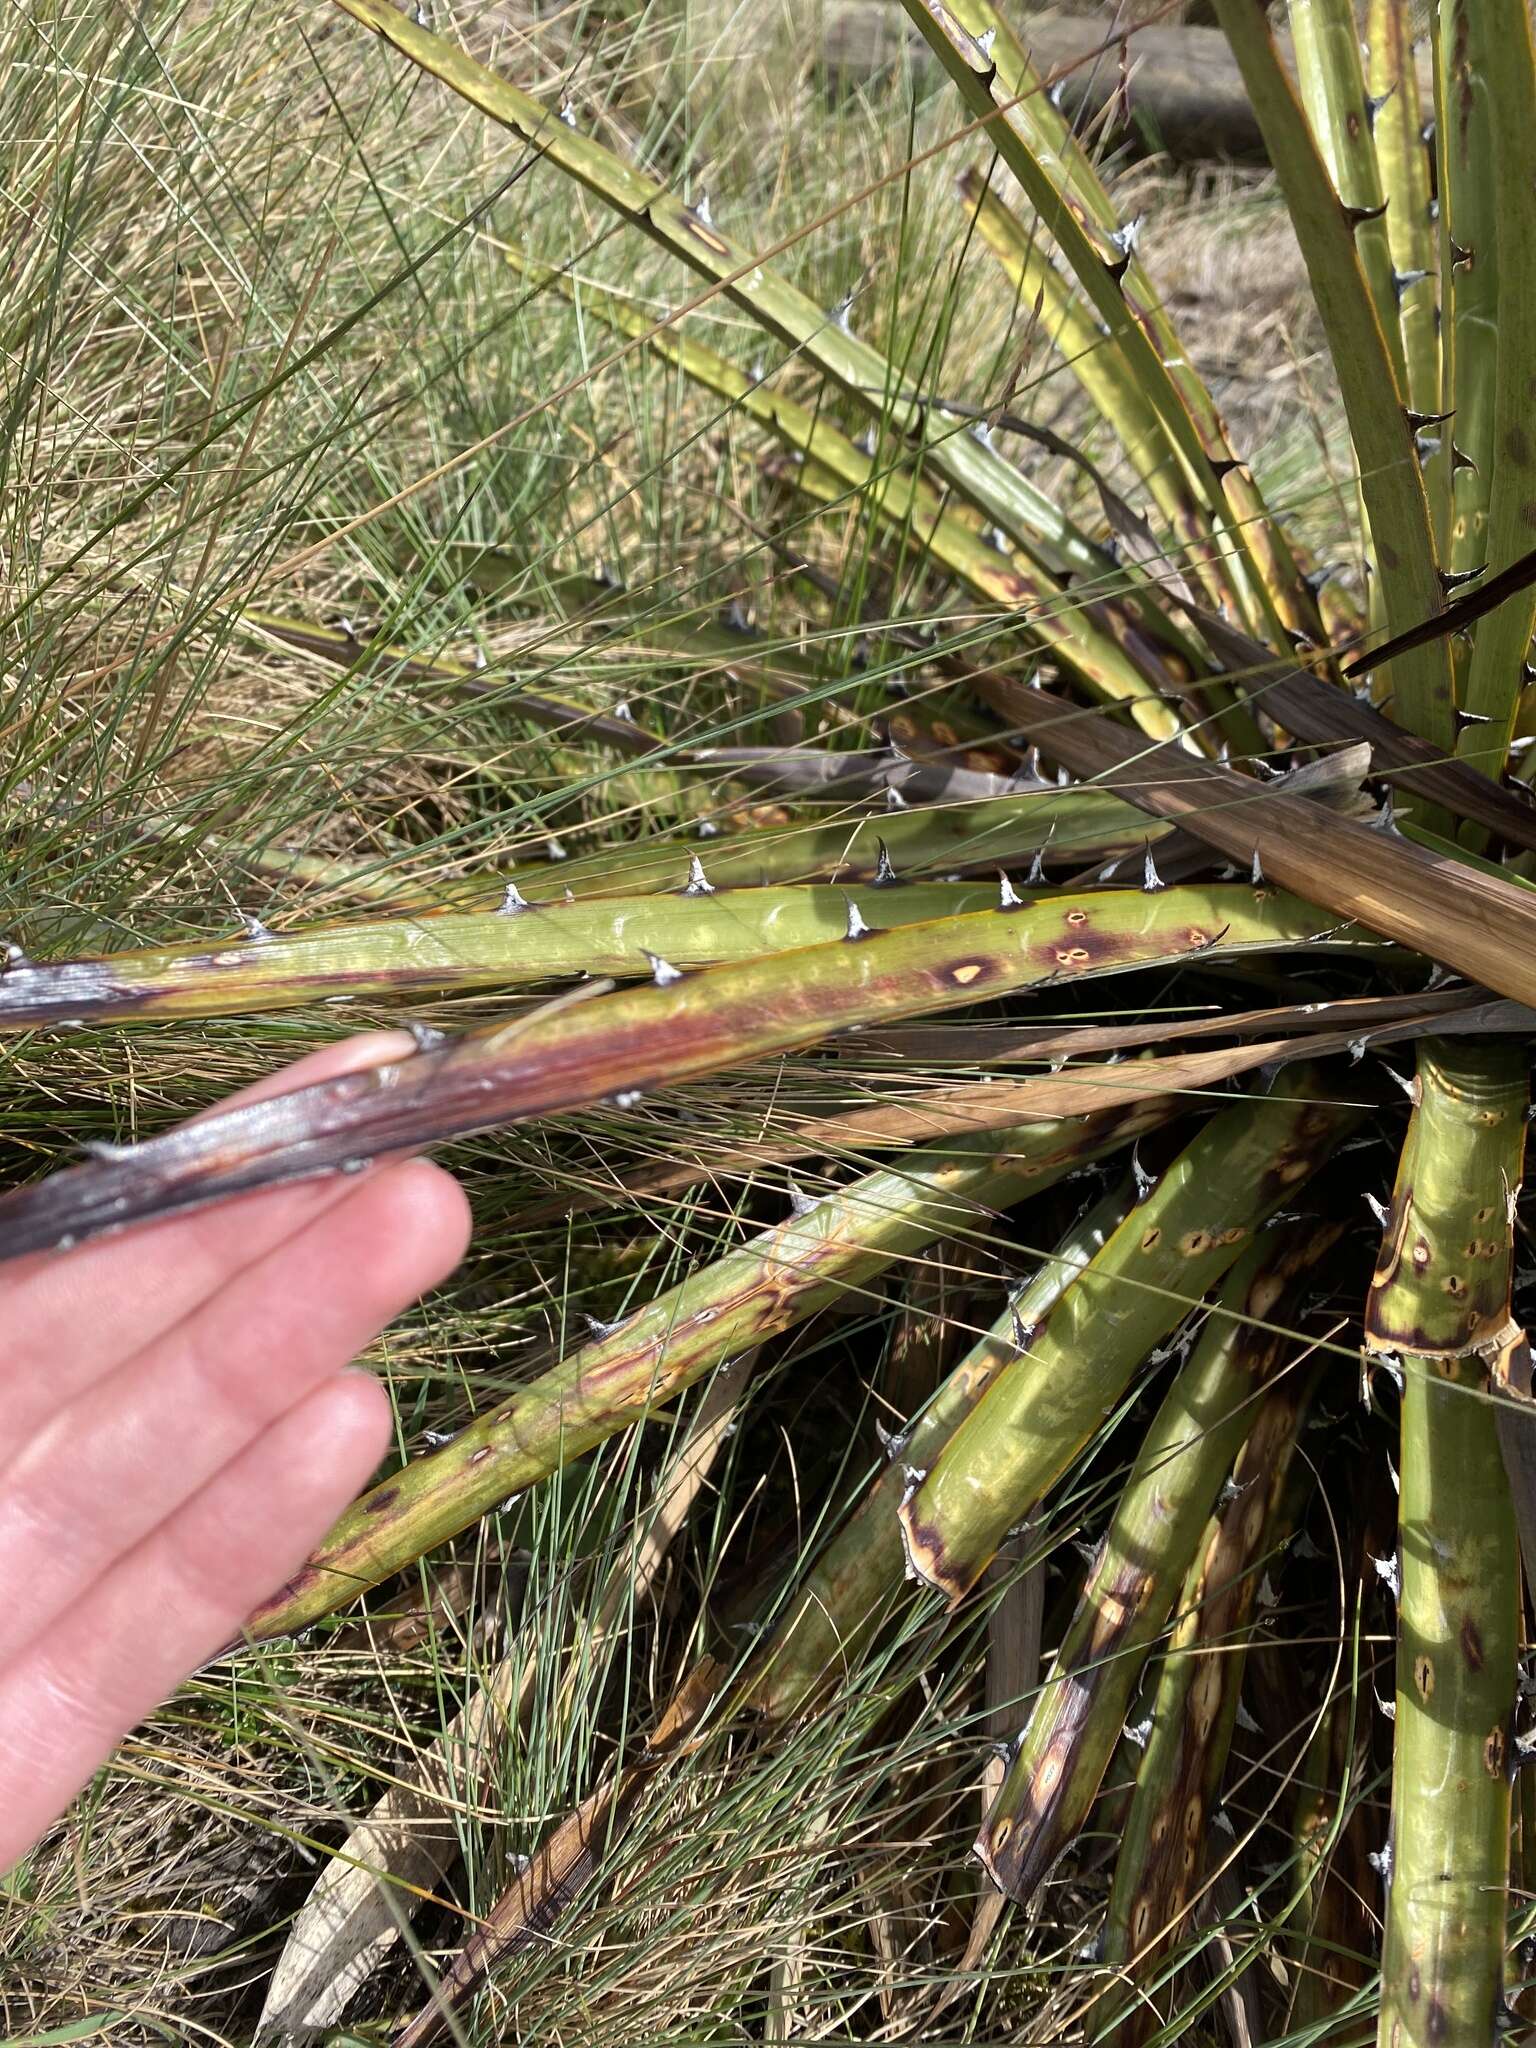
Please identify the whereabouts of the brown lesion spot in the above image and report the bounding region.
[363,1486,400,1514]
[1484,1724,1507,1775]
[1413,1654,1434,1698]
[1141,1226,1162,1251]
[1065,909,1089,926]
[1460,1615,1485,1670]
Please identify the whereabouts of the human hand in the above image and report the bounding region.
[0,1032,470,1876]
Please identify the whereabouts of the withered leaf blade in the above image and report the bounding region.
[1191,605,1536,852]
[984,677,1536,1006]
[534,1015,1459,1224]
[1342,540,1536,677]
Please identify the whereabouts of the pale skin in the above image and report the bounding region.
[0,1031,470,1877]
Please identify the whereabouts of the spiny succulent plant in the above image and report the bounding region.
[5,0,1536,2040]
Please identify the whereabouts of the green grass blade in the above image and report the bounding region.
[976,1221,1343,1901]
[0,882,1359,1260]
[391,1658,724,2048]
[1285,1682,1378,2032]
[1366,1038,1526,2048]
[896,1075,1358,1608]
[247,1112,1163,1641]
[1213,0,1456,753]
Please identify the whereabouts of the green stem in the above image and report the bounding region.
[1096,1367,1314,2047]
[0,881,1000,1029]
[1449,0,1536,780]
[976,1221,1343,1900]
[1289,0,1404,387]
[742,1182,1135,1722]
[897,1076,1358,1606]
[247,1110,1171,1641]
[1369,1039,1527,2048]
[1213,0,1456,756]
[1380,1352,1519,2048]
[1363,0,1439,423]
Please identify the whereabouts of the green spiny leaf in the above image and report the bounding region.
[897,1074,1359,1608]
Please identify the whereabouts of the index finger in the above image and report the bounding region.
[1,1031,423,1398]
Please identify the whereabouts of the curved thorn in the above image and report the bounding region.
[642,949,685,988]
